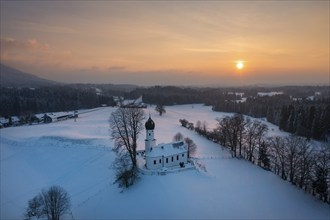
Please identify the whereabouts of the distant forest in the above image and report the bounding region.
[1,84,329,141]
[0,85,117,116]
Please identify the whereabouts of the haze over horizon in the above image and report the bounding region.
[1,1,329,86]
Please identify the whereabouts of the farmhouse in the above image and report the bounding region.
[143,116,188,170]
[114,95,147,108]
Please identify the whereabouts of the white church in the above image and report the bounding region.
[143,116,188,170]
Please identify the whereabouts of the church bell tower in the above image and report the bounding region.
[145,116,156,152]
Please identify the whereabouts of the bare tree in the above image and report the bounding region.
[179,119,188,127]
[113,153,139,188]
[285,135,301,184]
[195,120,208,136]
[187,122,194,130]
[216,114,245,158]
[214,121,226,147]
[216,116,230,148]
[233,114,246,158]
[25,185,71,220]
[25,194,43,219]
[312,143,330,202]
[184,137,197,158]
[173,132,184,142]
[43,186,71,220]
[296,138,314,191]
[110,107,145,169]
[244,119,267,162]
[155,104,166,116]
[269,136,287,180]
[195,120,202,132]
[258,139,270,170]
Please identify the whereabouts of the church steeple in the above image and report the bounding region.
[145,116,155,130]
[145,116,156,152]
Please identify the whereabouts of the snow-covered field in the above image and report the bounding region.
[1,105,329,219]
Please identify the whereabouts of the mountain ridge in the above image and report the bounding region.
[0,64,59,87]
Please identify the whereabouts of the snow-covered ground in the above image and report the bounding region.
[1,105,329,219]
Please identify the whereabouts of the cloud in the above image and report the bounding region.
[0,37,56,53]
[13,21,79,34]
[107,66,126,71]
[0,37,49,52]
[182,48,228,53]
[26,39,49,50]
[49,67,233,86]
[0,37,72,67]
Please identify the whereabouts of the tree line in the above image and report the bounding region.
[131,85,329,141]
[272,104,329,141]
[0,86,116,117]
[2,85,329,141]
[180,115,330,203]
[212,95,330,141]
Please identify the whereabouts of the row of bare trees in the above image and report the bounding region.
[267,136,330,202]
[215,115,268,160]
[180,114,330,203]
[214,114,330,203]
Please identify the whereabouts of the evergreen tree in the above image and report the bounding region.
[311,110,321,140]
[295,107,307,136]
[279,105,288,131]
[266,107,274,124]
[287,105,295,133]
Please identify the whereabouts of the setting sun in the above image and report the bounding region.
[236,61,244,70]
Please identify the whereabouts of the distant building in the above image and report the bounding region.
[115,95,147,108]
[43,114,52,123]
[0,117,9,128]
[35,112,74,123]
[11,116,20,126]
[143,117,188,170]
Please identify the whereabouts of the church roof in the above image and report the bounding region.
[145,117,155,130]
[146,141,187,158]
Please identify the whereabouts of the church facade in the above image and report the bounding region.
[144,117,188,170]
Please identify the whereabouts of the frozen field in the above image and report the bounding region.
[1,105,329,219]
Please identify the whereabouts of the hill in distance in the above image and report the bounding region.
[0,64,140,91]
[0,63,59,88]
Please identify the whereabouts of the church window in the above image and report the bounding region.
[159,159,161,163]
[166,158,168,163]
[182,154,184,157]
[171,157,173,162]
[153,160,156,165]
[177,155,179,160]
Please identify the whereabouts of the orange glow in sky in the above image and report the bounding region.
[0,1,329,86]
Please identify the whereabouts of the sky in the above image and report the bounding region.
[0,1,329,86]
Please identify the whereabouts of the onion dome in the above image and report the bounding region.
[145,117,155,130]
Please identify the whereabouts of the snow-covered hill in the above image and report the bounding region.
[1,105,329,219]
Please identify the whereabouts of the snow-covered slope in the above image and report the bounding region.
[1,105,329,219]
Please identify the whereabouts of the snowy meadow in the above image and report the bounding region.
[1,105,329,219]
